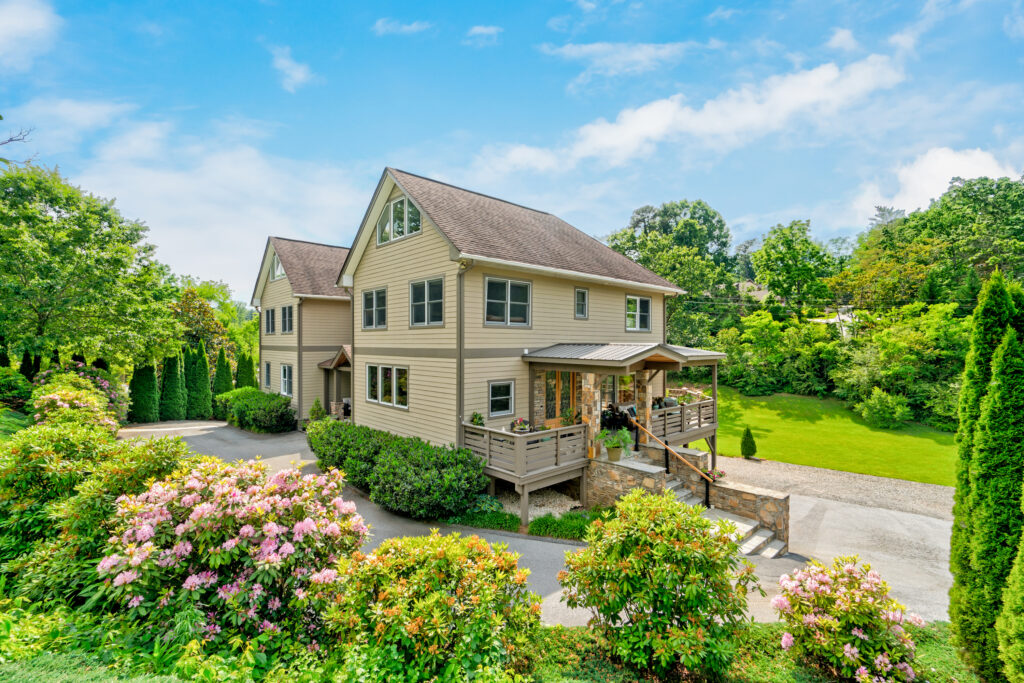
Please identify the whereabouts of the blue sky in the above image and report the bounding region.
[2,0,1023,296]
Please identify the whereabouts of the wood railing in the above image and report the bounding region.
[630,416,712,506]
[462,423,588,480]
[667,386,711,402]
[649,398,716,440]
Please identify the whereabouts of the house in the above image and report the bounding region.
[251,237,352,420]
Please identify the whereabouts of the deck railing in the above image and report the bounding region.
[461,422,588,480]
[649,398,716,440]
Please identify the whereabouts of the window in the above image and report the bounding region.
[410,278,444,326]
[281,305,293,333]
[280,364,293,397]
[264,308,276,334]
[270,253,285,280]
[600,375,637,405]
[376,196,422,245]
[575,288,588,319]
[626,295,651,331]
[366,364,408,408]
[489,381,514,417]
[485,277,531,326]
[264,362,271,388]
[362,289,387,329]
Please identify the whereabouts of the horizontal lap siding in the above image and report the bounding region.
[464,356,529,431]
[354,356,457,446]
[260,276,298,352]
[259,349,298,411]
[301,299,351,348]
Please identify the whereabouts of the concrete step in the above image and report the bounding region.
[705,509,758,543]
[760,539,787,559]
[739,528,773,556]
[664,478,683,492]
[675,489,704,507]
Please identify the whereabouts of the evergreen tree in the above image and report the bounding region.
[186,341,213,420]
[964,328,1024,681]
[158,353,186,421]
[998,497,1024,682]
[740,426,757,458]
[235,351,257,388]
[309,397,327,422]
[950,269,1016,665]
[957,267,983,314]
[127,363,159,423]
[212,347,233,396]
[918,269,945,304]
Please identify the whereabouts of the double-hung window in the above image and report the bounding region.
[366,364,408,408]
[376,195,422,245]
[280,364,293,397]
[410,278,443,326]
[488,381,514,417]
[362,289,387,329]
[281,305,293,333]
[485,277,531,326]
[264,308,276,334]
[264,362,271,388]
[574,288,588,319]
[626,295,651,332]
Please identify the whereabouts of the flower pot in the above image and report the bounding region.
[606,446,622,462]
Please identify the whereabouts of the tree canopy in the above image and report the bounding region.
[751,220,833,318]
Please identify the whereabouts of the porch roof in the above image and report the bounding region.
[522,342,724,371]
[316,344,353,369]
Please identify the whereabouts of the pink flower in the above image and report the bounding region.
[781,632,794,650]
[238,524,256,538]
[113,569,138,587]
[263,521,283,537]
[292,517,317,542]
[310,568,337,584]
[268,597,281,610]
[221,538,238,551]
[98,554,124,574]
[896,662,916,680]
[279,542,295,557]
[852,627,868,640]
[843,643,859,660]
[128,595,144,608]
[770,594,791,613]
[173,541,193,558]
[332,498,357,515]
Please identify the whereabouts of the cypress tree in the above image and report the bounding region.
[159,353,186,421]
[740,426,757,458]
[186,341,213,420]
[127,363,160,424]
[212,347,233,396]
[963,328,1024,680]
[998,496,1024,682]
[950,269,1016,663]
[236,351,257,388]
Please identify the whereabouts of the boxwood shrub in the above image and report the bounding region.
[214,387,295,433]
[305,420,401,491]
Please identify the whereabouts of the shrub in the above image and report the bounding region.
[0,367,31,411]
[308,397,326,422]
[741,425,757,458]
[127,364,159,424]
[159,353,186,421]
[235,351,257,389]
[305,420,399,490]
[216,387,295,433]
[855,387,912,429]
[369,437,488,520]
[559,489,759,678]
[773,556,923,681]
[528,510,596,540]
[184,342,212,420]
[96,460,367,647]
[30,387,118,433]
[456,510,521,532]
[211,347,233,397]
[319,531,540,680]
[32,364,129,423]
[9,437,201,604]
[0,421,115,568]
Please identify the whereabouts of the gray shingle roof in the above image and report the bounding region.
[269,237,350,298]
[388,169,681,291]
[523,343,724,366]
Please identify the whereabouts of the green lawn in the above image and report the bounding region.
[708,387,956,487]
[0,409,31,441]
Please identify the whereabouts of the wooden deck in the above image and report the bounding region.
[650,398,717,443]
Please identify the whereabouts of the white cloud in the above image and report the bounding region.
[574,0,597,11]
[372,18,432,36]
[463,25,503,47]
[541,40,723,88]
[889,0,978,52]
[826,28,859,51]
[1006,0,1024,39]
[479,53,904,171]
[854,147,1020,220]
[0,0,61,72]
[268,45,314,93]
[707,6,738,23]
[5,97,135,154]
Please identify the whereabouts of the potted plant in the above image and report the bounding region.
[510,417,531,433]
[596,427,633,462]
[470,411,485,426]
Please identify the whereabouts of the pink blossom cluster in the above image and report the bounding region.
[773,556,921,682]
[33,365,129,419]
[97,460,367,645]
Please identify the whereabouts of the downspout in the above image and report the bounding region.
[350,290,356,424]
[296,299,303,425]
[456,259,474,448]
[257,306,263,390]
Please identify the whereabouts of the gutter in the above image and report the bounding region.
[458,253,682,295]
[456,259,474,448]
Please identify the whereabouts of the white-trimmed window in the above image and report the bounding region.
[489,380,514,417]
[376,196,422,245]
[626,295,651,332]
[280,364,293,397]
[264,308,276,334]
[366,364,408,408]
[362,289,387,329]
[410,278,444,326]
[485,277,531,326]
[264,362,271,388]
[575,288,588,319]
[281,305,293,333]
[270,253,285,280]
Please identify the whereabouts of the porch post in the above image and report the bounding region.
[710,362,719,469]
[635,369,653,446]
[530,367,545,428]
[580,372,604,458]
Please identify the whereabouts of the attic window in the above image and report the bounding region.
[376,196,422,245]
[270,253,285,280]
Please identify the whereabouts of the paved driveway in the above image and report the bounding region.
[119,421,953,624]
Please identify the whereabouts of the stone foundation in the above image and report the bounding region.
[585,457,666,508]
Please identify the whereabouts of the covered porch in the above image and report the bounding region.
[317,344,353,418]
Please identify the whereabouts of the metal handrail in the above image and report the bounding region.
[629,416,714,486]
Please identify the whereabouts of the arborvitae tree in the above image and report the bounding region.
[159,353,186,421]
[309,397,327,422]
[950,269,1016,665]
[212,347,233,397]
[740,426,757,458]
[998,497,1024,681]
[1011,283,1024,334]
[957,267,983,314]
[918,269,944,304]
[127,364,159,423]
[235,351,257,389]
[186,341,213,420]
[963,328,1024,680]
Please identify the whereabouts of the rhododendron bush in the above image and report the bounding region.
[772,556,923,682]
[97,460,367,647]
[31,387,118,433]
[33,364,129,423]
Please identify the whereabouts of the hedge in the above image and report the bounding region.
[214,387,295,433]
[235,351,257,389]
[305,420,401,491]
[127,364,159,424]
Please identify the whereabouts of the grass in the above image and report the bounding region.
[0,409,31,441]
[0,653,176,682]
[708,387,957,486]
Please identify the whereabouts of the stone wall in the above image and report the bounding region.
[585,457,666,509]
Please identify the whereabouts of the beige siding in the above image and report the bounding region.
[260,275,298,350]
[464,356,530,430]
[259,349,299,412]
[301,299,351,347]
[354,355,458,445]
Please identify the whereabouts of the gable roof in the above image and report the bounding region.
[340,168,681,293]
[523,342,724,368]
[252,237,351,305]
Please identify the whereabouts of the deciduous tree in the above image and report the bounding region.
[752,220,832,319]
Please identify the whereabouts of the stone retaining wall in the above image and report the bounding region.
[585,458,666,508]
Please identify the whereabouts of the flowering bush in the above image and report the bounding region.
[31,387,118,433]
[772,556,923,681]
[559,489,760,678]
[319,531,540,680]
[97,460,367,648]
[33,364,128,423]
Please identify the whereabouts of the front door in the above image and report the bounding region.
[544,371,578,427]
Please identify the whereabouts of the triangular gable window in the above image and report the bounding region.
[270,253,285,280]
[376,195,422,245]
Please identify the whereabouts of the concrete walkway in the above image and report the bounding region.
[118,421,953,623]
